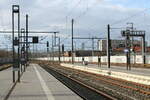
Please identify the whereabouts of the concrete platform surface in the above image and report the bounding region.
[61,63,150,85]
[7,64,83,100]
[75,63,150,77]
[0,68,14,100]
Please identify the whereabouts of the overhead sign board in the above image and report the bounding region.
[32,37,39,43]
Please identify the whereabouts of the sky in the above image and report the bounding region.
[0,0,150,51]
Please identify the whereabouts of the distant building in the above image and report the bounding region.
[98,39,146,51]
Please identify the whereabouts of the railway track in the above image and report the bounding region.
[41,65,116,100]
[59,66,150,100]
[39,62,150,100]
[0,64,11,71]
[71,68,150,94]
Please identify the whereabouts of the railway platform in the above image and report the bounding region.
[0,68,14,100]
[75,63,150,76]
[0,64,83,100]
[61,63,150,85]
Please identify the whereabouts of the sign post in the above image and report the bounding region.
[12,5,20,82]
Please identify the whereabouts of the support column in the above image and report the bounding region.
[107,24,110,68]
[71,19,74,64]
[142,34,146,65]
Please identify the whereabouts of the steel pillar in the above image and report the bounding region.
[12,5,20,83]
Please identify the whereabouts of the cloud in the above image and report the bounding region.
[0,0,150,50]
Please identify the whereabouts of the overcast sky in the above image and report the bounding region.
[0,0,150,51]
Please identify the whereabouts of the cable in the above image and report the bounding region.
[79,8,149,36]
[60,34,71,43]
[64,0,82,35]
[76,7,150,37]
[66,0,82,17]
[0,7,5,30]
[71,1,105,36]
[75,0,96,20]
[39,36,47,41]
[76,8,150,37]
[111,8,150,25]
[64,0,100,42]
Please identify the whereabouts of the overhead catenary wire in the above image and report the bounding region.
[74,6,150,38]
[70,1,104,37]
[0,7,5,30]
[111,8,150,25]
[65,0,104,44]
[80,8,150,37]
[74,0,97,20]
[65,0,83,37]
[66,0,82,17]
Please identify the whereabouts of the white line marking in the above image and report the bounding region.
[34,65,55,100]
